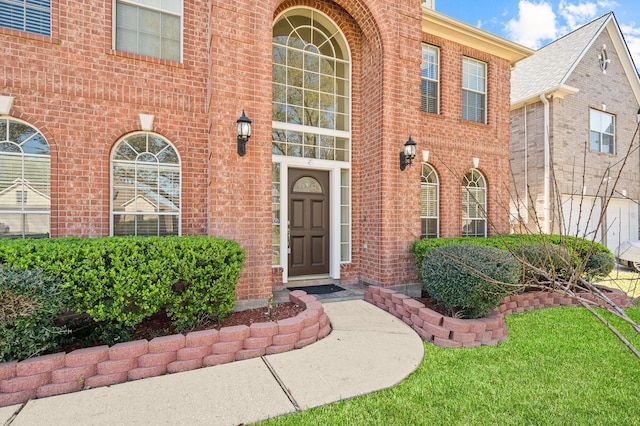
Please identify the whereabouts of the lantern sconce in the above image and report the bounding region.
[636,107,640,124]
[236,110,252,156]
[473,157,480,168]
[399,137,417,171]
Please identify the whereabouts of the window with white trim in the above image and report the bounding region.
[421,44,439,114]
[590,109,615,154]
[462,169,486,237]
[420,163,439,238]
[272,163,281,266]
[0,118,50,238]
[114,0,182,62]
[462,57,486,123]
[111,132,180,236]
[0,0,51,36]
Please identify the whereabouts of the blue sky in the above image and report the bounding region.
[436,0,640,66]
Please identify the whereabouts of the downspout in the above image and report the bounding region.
[523,104,528,222]
[540,93,551,234]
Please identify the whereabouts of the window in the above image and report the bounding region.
[420,163,439,238]
[272,163,281,266]
[590,109,615,154]
[0,118,51,238]
[462,57,486,123]
[420,44,439,113]
[462,169,486,237]
[0,0,51,36]
[272,8,351,161]
[114,0,182,62]
[111,132,180,236]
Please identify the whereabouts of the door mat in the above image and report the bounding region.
[288,284,345,294]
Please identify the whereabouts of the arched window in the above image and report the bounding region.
[420,163,439,238]
[111,132,180,236]
[272,8,350,161]
[0,118,50,238]
[462,169,486,237]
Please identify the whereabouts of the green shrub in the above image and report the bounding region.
[0,267,70,361]
[517,243,572,285]
[410,234,612,282]
[420,244,521,318]
[0,236,245,329]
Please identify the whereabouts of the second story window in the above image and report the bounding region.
[0,0,51,36]
[590,109,615,154]
[421,44,439,114]
[462,57,486,123]
[115,0,182,62]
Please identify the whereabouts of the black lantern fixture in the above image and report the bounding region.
[236,110,252,156]
[399,136,417,171]
[636,107,640,125]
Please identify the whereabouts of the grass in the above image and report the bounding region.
[596,266,640,299]
[258,307,640,425]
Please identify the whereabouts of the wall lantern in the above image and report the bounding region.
[236,110,252,156]
[399,137,417,171]
[636,107,640,124]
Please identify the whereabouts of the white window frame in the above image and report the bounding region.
[0,117,51,238]
[462,169,487,237]
[462,57,487,124]
[0,0,51,36]
[110,132,182,237]
[112,0,183,62]
[420,44,440,114]
[420,163,439,238]
[589,108,615,154]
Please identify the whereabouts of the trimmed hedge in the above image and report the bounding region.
[420,245,521,319]
[0,267,70,361]
[0,236,245,329]
[410,234,614,282]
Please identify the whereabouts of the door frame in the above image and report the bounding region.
[274,156,348,284]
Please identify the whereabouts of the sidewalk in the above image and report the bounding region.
[1,300,424,426]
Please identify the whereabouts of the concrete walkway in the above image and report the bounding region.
[1,300,424,426]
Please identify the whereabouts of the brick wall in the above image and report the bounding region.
[1,0,515,303]
[366,286,632,348]
[0,290,330,408]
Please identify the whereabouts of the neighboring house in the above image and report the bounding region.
[0,1,529,308]
[510,12,640,254]
[0,179,50,237]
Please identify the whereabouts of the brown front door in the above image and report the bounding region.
[288,168,330,277]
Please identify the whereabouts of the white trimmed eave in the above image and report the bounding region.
[422,6,534,66]
[605,19,640,106]
[510,84,580,110]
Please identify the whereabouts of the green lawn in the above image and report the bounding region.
[597,267,640,299]
[259,307,640,426]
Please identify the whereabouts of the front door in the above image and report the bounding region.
[288,168,330,276]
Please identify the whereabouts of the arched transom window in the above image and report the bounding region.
[420,163,439,238]
[111,132,180,236]
[462,169,487,237]
[272,8,350,161]
[0,118,50,238]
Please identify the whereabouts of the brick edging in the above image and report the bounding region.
[0,290,330,408]
[365,287,632,348]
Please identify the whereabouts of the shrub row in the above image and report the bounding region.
[0,236,245,330]
[410,234,614,282]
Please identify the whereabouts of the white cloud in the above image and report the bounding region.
[505,1,558,49]
[620,22,640,69]
[558,0,598,30]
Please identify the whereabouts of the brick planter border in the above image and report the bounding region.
[365,286,632,348]
[0,290,330,408]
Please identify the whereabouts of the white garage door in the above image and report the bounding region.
[605,198,638,253]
